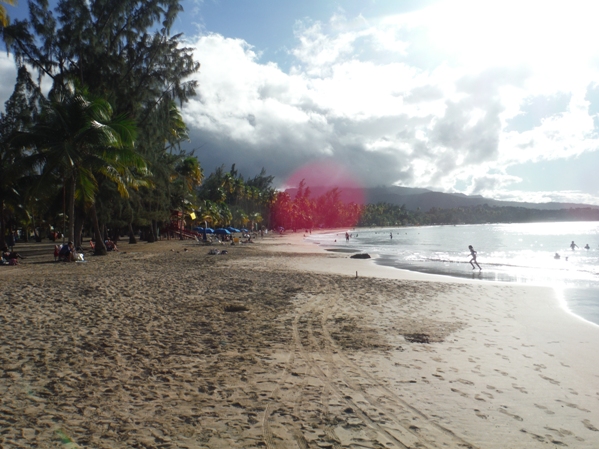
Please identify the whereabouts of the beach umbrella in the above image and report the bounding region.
[226,227,241,233]
[214,228,231,235]
[240,228,249,232]
[195,227,214,234]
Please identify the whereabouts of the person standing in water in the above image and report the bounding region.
[468,245,482,270]
[570,241,578,250]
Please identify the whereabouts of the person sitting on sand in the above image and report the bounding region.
[58,242,75,262]
[468,245,482,270]
[554,253,561,259]
[105,239,118,251]
[2,246,24,260]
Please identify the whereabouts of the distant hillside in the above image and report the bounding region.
[285,185,599,211]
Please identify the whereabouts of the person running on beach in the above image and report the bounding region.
[570,241,578,250]
[468,245,482,270]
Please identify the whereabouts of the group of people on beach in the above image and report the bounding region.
[554,241,592,259]
[1,246,24,265]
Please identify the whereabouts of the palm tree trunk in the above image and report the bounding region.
[0,199,5,247]
[75,209,84,248]
[90,204,107,255]
[69,175,76,244]
[128,223,137,244]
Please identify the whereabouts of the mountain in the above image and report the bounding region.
[285,185,599,211]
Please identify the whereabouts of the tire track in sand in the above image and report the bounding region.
[319,283,478,448]
[293,295,413,448]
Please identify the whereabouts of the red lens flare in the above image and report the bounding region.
[283,160,365,205]
[271,160,365,229]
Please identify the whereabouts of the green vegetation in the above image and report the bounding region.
[357,203,599,227]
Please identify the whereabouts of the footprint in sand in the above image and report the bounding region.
[520,429,546,443]
[533,364,546,372]
[512,383,528,394]
[474,394,486,402]
[534,404,555,415]
[582,419,598,431]
[451,388,469,398]
[499,407,523,421]
[544,426,573,437]
[456,378,474,386]
[556,400,590,412]
[539,374,560,385]
[474,409,488,419]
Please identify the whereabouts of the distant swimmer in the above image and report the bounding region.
[345,232,350,242]
[554,253,561,259]
[570,241,579,250]
[584,243,590,250]
[468,245,482,270]
[390,232,393,239]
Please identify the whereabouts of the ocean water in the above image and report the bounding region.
[307,222,599,326]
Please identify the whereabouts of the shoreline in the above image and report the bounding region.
[1,234,598,448]
[302,227,599,327]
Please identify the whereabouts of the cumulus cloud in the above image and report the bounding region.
[181,0,599,206]
[3,0,597,205]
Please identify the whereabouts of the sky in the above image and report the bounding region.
[2,0,599,205]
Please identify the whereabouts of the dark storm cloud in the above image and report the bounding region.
[183,119,411,190]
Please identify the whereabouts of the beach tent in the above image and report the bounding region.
[214,228,231,235]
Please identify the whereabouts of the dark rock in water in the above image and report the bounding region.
[350,253,371,259]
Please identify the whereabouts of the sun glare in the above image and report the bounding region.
[422,0,599,73]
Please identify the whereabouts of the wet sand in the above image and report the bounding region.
[0,234,598,448]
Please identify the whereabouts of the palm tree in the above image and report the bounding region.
[174,156,203,237]
[21,84,143,253]
[0,0,16,28]
[249,212,263,233]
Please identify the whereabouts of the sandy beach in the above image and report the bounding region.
[1,233,598,448]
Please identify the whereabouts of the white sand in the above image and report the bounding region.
[255,231,599,448]
[0,234,597,448]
